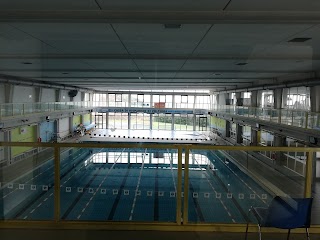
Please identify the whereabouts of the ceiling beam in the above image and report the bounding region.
[1,10,320,23]
[0,69,310,74]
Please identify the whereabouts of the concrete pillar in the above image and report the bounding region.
[235,92,243,106]
[81,92,85,102]
[236,124,243,144]
[69,116,73,135]
[55,90,60,102]
[251,91,258,107]
[171,113,174,131]
[310,85,320,112]
[4,84,14,103]
[257,91,263,107]
[4,131,11,165]
[225,121,231,138]
[273,88,283,109]
[35,87,42,102]
[251,129,258,146]
[282,88,289,109]
[128,112,131,129]
[274,135,286,166]
[217,93,228,106]
[171,94,174,108]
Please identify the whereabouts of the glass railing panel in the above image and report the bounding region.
[1,104,13,117]
[59,147,178,222]
[0,146,55,220]
[214,149,306,222]
[291,110,306,128]
[309,113,320,130]
[186,149,273,224]
[269,109,279,123]
[13,103,23,117]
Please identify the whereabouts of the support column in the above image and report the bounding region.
[225,121,231,138]
[236,124,243,144]
[251,91,258,107]
[251,129,258,146]
[171,113,174,131]
[81,92,85,102]
[273,88,283,109]
[35,87,42,102]
[282,88,288,109]
[274,135,286,166]
[128,112,131,130]
[274,88,283,123]
[4,84,14,103]
[235,92,243,106]
[55,90,60,102]
[3,131,11,165]
[310,85,320,112]
[217,93,228,106]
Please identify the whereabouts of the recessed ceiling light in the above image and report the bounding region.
[236,62,248,66]
[288,37,312,43]
[164,24,182,29]
[22,62,32,65]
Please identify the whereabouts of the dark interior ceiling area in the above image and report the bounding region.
[1,0,320,92]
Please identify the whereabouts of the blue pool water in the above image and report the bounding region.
[0,148,272,223]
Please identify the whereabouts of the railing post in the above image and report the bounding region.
[304,151,313,198]
[176,146,183,225]
[54,146,61,222]
[183,147,190,225]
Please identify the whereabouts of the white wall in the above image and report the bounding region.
[0,84,5,104]
[13,86,36,103]
[59,90,69,102]
[58,117,70,138]
[73,91,81,102]
[218,93,227,105]
[41,88,56,102]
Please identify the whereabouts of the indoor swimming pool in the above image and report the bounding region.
[0,148,272,223]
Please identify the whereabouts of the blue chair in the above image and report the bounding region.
[245,196,313,240]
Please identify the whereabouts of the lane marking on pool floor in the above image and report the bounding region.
[192,153,236,223]
[76,149,127,220]
[129,150,146,221]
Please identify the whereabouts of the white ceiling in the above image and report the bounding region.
[1,1,320,92]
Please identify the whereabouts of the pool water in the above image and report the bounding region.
[0,148,272,223]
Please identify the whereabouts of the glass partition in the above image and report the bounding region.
[0,143,318,226]
[0,146,55,220]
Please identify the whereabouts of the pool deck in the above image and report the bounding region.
[81,129,213,144]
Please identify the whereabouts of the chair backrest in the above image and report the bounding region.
[263,196,313,229]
